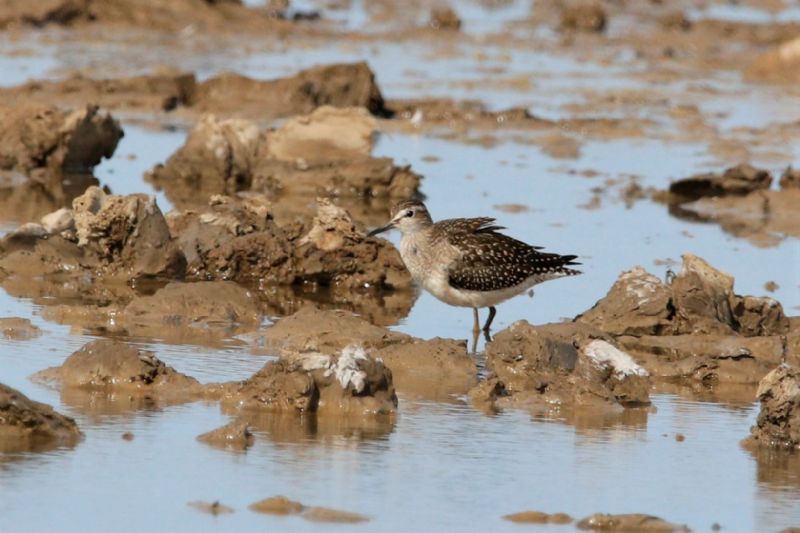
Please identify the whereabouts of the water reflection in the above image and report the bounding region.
[238,411,396,447]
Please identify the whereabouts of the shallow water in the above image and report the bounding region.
[2,1,800,531]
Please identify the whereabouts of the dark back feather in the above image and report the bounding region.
[439,218,581,292]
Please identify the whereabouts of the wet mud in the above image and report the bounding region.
[0,0,799,530]
[0,382,82,453]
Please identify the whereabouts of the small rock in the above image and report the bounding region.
[197,420,254,451]
[121,432,134,441]
[429,6,461,30]
[248,496,305,515]
[560,3,607,33]
[668,163,772,202]
[746,365,800,449]
[0,383,82,451]
[301,506,369,523]
[503,511,573,524]
[780,166,800,190]
[577,513,688,532]
[0,317,42,340]
[188,501,234,515]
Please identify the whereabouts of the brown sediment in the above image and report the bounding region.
[503,511,573,524]
[147,107,418,212]
[249,496,305,515]
[0,382,83,452]
[301,506,369,523]
[477,321,651,414]
[255,306,477,400]
[576,254,792,386]
[576,513,689,532]
[221,345,397,417]
[0,317,42,340]
[188,501,234,515]
[744,365,800,450]
[197,420,254,452]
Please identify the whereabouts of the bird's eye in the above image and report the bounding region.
[405,210,414,217]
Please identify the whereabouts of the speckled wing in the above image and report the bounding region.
[443,219,579,292]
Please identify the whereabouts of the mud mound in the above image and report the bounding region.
[746,35,800,83]
[668,163,772,202]
[35,339,201,392]
[121,281,262,342]
[745,365,800,450]
[479,321,650,412]
[663,164,800,245]
[0,73,196,113]
[169,196,411,293]
[221,345,397,416]
[258,306,476,399]
[0,0,309,32]
[194,62,386,118]
[0,317,43,340]
[148,106,418,210]
[0,186,184,283]
[0,104,121,206]
[577,254,792,385]
[576,513,688,532]
[197,419,254,451]
[0,382,82,452]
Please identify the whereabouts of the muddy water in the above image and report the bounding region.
[2,1,800,532]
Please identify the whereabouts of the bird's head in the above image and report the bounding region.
[368,199,432,237]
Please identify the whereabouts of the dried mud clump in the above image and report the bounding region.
[0,0,313,33]
[663,164,800,245]
[258,306,477,399]
[193,62,387,118]
[0,63,386,120]
[668,163,772,202]
[197,420,254,451]
[148,106,418,210]
[745,365,800,450]
[480,321,650,412]
[746,35,800,84]
[35,339,201,393]
[0,317,42,340]
[560,3,607,33]
[576,513,689,532]
[0,187,185,283]
[429,7,461,31]
[780,167,800,190]
[577,254,792,385]
[167,195,410,296]
[503,511,573,524]
[120,280,262,342]
[0,104,121,199]
[248,496,368,522]
[0,382,82,452]
[0,72,196,113]
[221,345,397,417]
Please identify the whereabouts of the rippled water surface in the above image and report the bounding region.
[1,1,800,531]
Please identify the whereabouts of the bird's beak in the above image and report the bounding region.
[367,222,395,237]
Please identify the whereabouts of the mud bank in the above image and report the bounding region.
[0,0,312,33]
[0,382,82,452]
[32,339,204,414]
[0,188,411,314]
[0,104,122,220]
[577,254,796,386]
[256,306,476,400]
[221,345,397,417]
[577,513,688,532]
[0,63,386,121]
[147,106,419,212]
[474,322,650,415]
[745,365,800,450]
[663,164,800,246]
[249,495,369,523]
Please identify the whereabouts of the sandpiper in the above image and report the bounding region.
[368,200,581,341]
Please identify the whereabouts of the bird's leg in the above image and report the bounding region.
[482,306,497,342]
[471,308,481,353]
